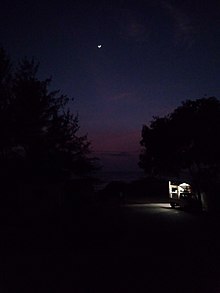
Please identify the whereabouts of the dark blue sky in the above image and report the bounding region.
[1,0,220,171]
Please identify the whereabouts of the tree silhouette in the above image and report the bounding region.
[139,97,220,209]
[0,48,13,162]
[0,49,96,183]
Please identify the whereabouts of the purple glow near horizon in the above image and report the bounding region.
[1,0,220,171]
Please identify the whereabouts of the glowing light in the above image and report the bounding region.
[97,45,102,49]
[124,203,170,208]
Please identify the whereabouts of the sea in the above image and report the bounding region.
[93,170,146,191]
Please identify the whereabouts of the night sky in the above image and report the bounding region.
[1,0,220,171]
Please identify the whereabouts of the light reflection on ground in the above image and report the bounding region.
[124,203,171,208]
[123,202,202,219]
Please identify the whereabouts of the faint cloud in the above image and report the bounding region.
[118,8,150,43]
[108,91,135,101]
[117,1,197,48]
[105,151,131,157]
[162,1,197,48]
[90,129,141,154]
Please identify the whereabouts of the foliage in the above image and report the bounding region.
[0,48,96,182]
[0,48,13,160]
[139,97,220,207]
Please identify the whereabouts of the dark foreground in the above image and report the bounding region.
[1,201,220,292]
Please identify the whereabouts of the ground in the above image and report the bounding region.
[1,198,220,292]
